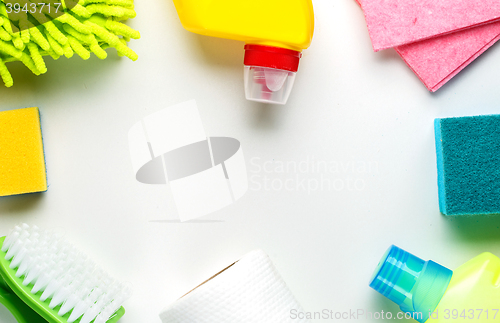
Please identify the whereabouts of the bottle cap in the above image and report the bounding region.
[369,245,453,323]
[243,45,302,105]
[244,45,302,72]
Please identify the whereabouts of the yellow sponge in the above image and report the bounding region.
[0,107,47,197]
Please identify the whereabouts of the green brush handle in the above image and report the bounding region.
[0,274,47,323]
[0,236,126,323]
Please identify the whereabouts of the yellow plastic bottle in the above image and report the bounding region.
[370,246,500,323]
[172,0,315,104]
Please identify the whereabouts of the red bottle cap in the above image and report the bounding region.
[244,45,302,73]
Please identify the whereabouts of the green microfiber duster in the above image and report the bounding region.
[0,0,140,87]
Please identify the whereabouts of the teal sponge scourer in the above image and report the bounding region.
[435,115,500,216]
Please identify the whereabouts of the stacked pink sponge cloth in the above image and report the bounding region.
[357,0,500,91]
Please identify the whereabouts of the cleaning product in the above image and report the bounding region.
[172,0,314,105]
[0,223,130,323]
[0,107,47,197]
[0,0,140,87]
[159,250,308,323]
[434,115,500,216]
[370,245,500,323]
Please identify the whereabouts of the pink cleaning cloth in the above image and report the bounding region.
[359,0,500,51]
[354,0,500,92]
[396,22,500,92]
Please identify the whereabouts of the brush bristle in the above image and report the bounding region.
[2,223,131,323]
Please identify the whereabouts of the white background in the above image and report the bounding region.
[2,0,500,322]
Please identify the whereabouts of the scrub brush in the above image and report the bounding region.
[0,223,131,323]
[0,0,140,87]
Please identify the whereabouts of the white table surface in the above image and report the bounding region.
[2,0,500,322]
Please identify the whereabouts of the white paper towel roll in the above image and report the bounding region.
[159,250,309,323]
